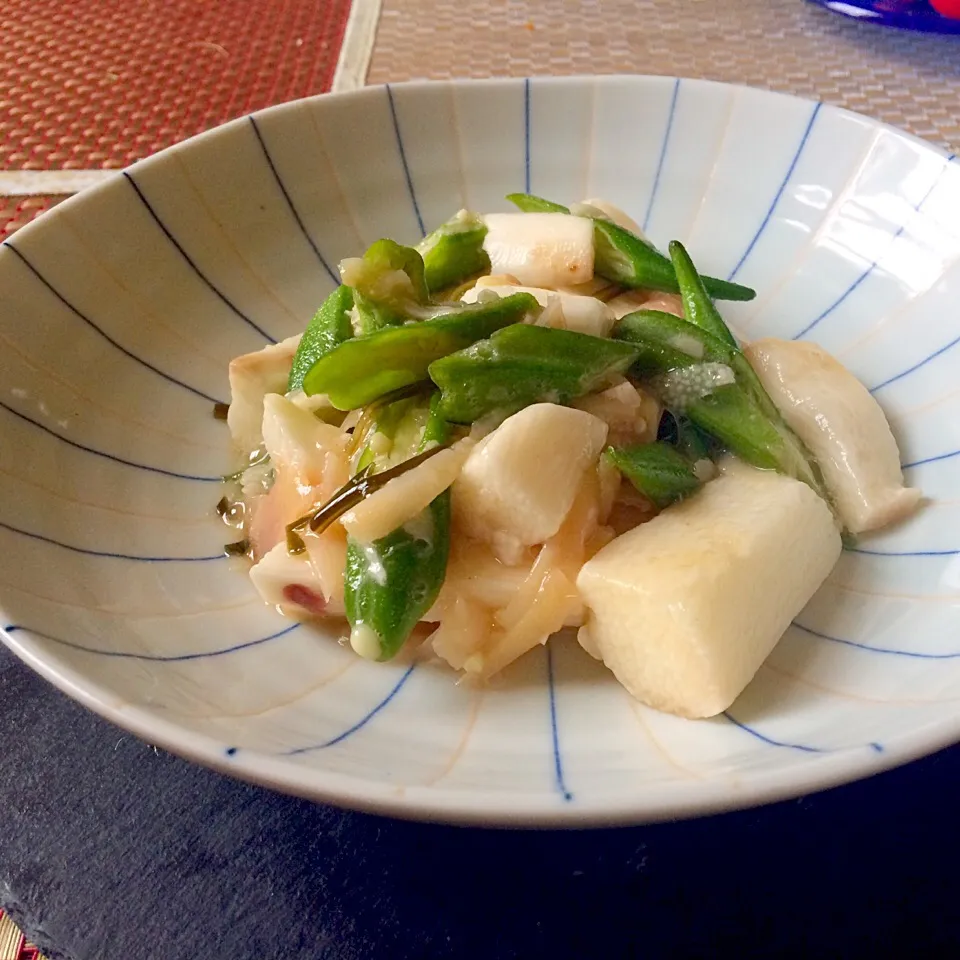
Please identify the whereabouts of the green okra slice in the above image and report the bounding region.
[505,193,756,302]
[344,395,452,661]
[429,323,638,424]
[604,441,703,510]
[303,292,540,410]
[417,211,491,295]
[288,285,355,393]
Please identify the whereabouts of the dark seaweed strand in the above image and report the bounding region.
[223,539,250,557]
[282,445,450,550]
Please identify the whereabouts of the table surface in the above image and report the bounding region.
[3,1,960,957]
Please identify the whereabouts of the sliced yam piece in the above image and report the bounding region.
[468,467,603,677]
[227,334,301,455]
[437,539,536,612]
[247,471,311,561]
[579,198,645,236]
[248,394,350,559]
[249,528,347,619]
[483,212,594,287]
[466,569,581,680]
[431,595,493,670]
[745,338,921,533]
[573,381,661,446]
[597,455,622,524]
[340,439,474,544]
[461,283,615,338]
[576,460,842,718]
[607,289,684,320]
[452,403,608,551]
[261,393,350,489]
[577,623,603,661]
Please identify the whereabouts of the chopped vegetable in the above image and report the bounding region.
[482,212,595,287]
[340,440,470,544]
[226,334,302,457]
[461,280,615,338]
[668,240,739,348]
[429,324,638,423]
[605,442,702,510]
[417,210,491,294]
[302,293,540,410]
[615,308,734,374]
[340,239,429,333]
[615,308,825,498]
[286,448,442,539]
[683,383,821,488]
[506,193,756,302]
[345,396,452,661]
[288,285,355,392]
[228,194,919,705]
[452,403,609,553]
[577,459,841,718]
[746,338,921,533]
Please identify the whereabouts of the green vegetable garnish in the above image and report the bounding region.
[505,193,756,302]
[302,293,540,410]
[504,192,570,214]
[668,240,739,348]
[429,323,638,424]
[288,285,355,392]
[223,539,250,557]
[341,239,429,333]
[417,210,491,295]
[615,309,734,376]
[344,394,451,661]
[605,442,703,510]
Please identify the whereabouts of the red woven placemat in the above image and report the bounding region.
[0,194,68,238]
[0,909,45,960]
[2,0,353,171]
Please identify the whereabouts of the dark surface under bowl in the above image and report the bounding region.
[1,645,958,960]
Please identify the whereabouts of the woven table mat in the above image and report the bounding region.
[0,909,45,960]
[368,0,960,152]
[1,0,353,172]
[0,195,67,239]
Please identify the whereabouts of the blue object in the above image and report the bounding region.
[810,0,960,32]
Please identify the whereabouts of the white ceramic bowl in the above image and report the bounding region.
[2,76,959,826]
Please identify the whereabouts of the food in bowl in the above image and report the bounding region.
[220,194,919,719]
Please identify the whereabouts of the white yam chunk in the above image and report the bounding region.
[453,403,608,549]
[576,461,841,718]
[745,338,921,534]
[227,334,301,455]
[483,212,594,287]
[461,283,615,338]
